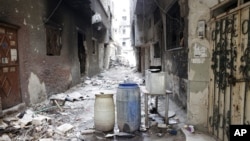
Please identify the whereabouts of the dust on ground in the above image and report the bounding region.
[0,66,186,141]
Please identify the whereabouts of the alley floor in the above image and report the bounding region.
[1,66,191,141]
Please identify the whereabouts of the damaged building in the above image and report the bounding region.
[0,0,114,110]
[131,0,250,140]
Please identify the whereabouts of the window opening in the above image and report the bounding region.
[166,2,184,50]
[46,25,62,56]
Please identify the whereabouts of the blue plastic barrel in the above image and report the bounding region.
[116,83,141,133]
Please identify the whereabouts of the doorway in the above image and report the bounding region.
[0,24,22,109]
[77,32,86,75]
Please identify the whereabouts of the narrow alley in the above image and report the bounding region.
[0,65,187,141]
[1,0,250,141]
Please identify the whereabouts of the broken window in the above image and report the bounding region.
[45,25,62,56]
[166,2,184,50]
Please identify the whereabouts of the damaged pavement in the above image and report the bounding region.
[0,66,212,141]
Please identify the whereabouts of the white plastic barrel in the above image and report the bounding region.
[94,94,115,132]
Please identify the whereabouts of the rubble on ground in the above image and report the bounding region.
[0,66,185,140]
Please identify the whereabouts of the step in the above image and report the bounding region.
[181,127,217,141]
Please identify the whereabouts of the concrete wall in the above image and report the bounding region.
[0,0,94,106]
[134,15,144,47]
[187,0,218,131]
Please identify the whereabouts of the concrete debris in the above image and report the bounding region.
[32,115,51,125]
[0,66,190,140]
[157,123,167,129]
[81,129,95,134]
[56,123,74,134]
[0,120,8,129]
[0,134,11,141]
[105,132,135,138]
[66,91,83,100]
[39,138,53,141]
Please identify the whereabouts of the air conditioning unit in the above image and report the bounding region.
[145,70,166,94]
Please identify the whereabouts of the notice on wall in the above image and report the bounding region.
[1,57,8,64]
[3,67,8,73]
[193,43,207,58]
[11,49,17,61]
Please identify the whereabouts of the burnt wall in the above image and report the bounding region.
[0,0,92,105]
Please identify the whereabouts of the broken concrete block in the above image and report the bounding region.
[0,134,11,141]
[39,138,53,141]
[0,120,8,130]
[81,129,95,134]
[157,123,167,129]
[46,128,54,137]
[56,123,74,134]
[32,115,51,125]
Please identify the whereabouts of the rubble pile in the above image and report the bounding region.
[0,66,186,140]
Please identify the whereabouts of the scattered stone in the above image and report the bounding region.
[32,115,51,125]
[67,92,83,100]
[81,129,95,134]
[0,120,8,129]
[0,134,11,141]
[39,138,53,141]
[157,123,167,129]
[56,123,74,134]
[46,128,54,137]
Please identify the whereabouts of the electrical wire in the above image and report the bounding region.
[153,0,183,27]
[44,0,63,23]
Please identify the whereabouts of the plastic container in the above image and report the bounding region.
[145,70,166,94]
[116,83,141,133]
[94,94,115,132]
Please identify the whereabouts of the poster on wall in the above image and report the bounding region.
[10,49,17,61]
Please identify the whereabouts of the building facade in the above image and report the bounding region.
[0,0,113,110]
[131,0,250,141]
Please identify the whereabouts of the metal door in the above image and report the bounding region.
[209,6,250,141]
[0,24,22,109]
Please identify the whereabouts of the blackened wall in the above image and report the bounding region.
[0,0,93,106]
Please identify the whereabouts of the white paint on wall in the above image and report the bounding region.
[188,87,208,127]
[28,72,47,105]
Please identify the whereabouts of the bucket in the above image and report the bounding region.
[94,93,115,132]
[116,83,141,133]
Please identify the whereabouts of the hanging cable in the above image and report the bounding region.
[153,0,183,27]
[44,0,63,23]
